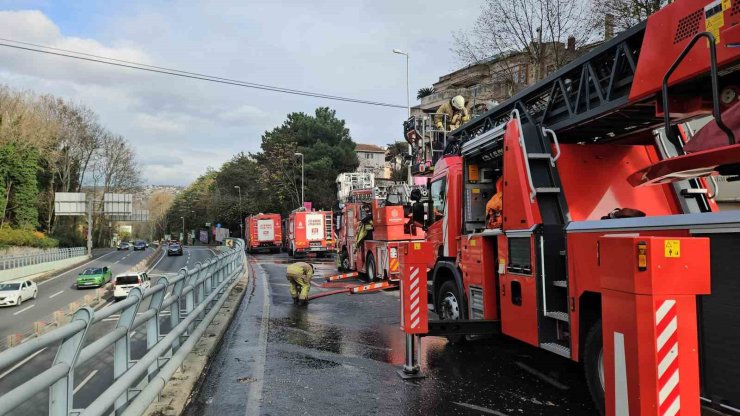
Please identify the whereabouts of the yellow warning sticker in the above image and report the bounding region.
[664,240,681,258]
[705,0,724,44]
[413,242,421,250]
[722,0,731,10]
[470,239,477,247]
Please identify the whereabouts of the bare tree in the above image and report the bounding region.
[453,0,593,94]
[92,133,141,245]
[592,0,666,34]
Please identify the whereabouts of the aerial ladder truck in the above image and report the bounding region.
[396,0,740,414]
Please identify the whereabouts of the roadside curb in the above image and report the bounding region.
[141,259,250,416]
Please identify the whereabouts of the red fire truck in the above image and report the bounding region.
[335,186,427,281]
[397,0,740,413]
[245,213,281,254]
[286,208,334,257]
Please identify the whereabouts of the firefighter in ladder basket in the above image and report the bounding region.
[286,262,315,306]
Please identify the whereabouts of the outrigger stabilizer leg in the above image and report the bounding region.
[397,333,425,380]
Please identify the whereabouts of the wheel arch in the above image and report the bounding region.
[432,260,466,315]
[577,291,602,362]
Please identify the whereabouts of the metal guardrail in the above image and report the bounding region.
[0,239,246,416]
[0,247,87,271]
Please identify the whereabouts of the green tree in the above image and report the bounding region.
[258,107,358,212]
[0,143,40,229]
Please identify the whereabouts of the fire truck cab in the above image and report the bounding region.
[400,0,740,412]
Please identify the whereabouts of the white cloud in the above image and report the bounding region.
[0,3,480,185]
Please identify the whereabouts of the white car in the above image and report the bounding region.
[0,280,38,307]
[113,272,151,301]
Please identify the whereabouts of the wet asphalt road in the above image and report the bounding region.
[184,252,597,416]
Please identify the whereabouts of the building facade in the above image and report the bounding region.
[355,143,387,179]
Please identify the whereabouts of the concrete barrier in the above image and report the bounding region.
[0,254,91,282]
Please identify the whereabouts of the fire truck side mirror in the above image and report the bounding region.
[412,202,426,229]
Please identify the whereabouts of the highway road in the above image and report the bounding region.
[0,246,217,416]
[0,248,151,346]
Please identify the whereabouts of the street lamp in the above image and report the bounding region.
[234,185,243,237]
[393,48,412,183]
[294,152,304,208]
[393,49,410,117]
[180,216,184,242]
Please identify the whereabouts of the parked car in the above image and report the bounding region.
[76,266,112,288]
[133,240,147,251]
[0,280,38,307]
[117,242,131,251]
[113,272,151,301]
[167,242,183,256]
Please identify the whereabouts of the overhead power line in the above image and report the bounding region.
[0,38,406,109]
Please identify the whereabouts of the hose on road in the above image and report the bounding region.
[308,288,351,301]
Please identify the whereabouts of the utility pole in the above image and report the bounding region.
[294,152,304,208]
[393,48,412,184]
[234,185,243,238]
[86,198,93,255]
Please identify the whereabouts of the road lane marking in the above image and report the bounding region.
[38,250,118,286]
[49,290,64,299]
[12,304,35,316]
[146,250,167,273]
[73,369,98,394]
[0,347,47,380]
[245,263,269,416]
[453,402,509,416]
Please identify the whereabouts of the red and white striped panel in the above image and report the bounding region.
[656,299,681,416]
[408,267,421,329]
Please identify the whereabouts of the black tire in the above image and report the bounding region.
[339,248,350,272]
[366,254,377,282]
[435,280,466,344]
[584,320,605,416]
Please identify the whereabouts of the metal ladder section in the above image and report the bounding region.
[513,109,572,358]
[324,212,333,242]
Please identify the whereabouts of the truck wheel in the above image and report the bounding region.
[584,320,605,415]
[366,254,377,282]
[436,280,465,344]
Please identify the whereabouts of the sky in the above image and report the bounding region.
[0,1,480,185]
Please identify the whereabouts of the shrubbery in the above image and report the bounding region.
[0,226,59,249]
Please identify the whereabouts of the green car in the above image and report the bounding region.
[76,266,112,288]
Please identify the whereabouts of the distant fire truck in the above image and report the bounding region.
[335,185,428,281]
[245,213,281,254]
[394,0,740,413]
[286,208,333,257]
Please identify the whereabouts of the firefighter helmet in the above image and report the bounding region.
[451,95,465,110]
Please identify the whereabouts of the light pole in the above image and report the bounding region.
[393,48,412,183]
[392,49,410,117]
[294,152,304,208]
[234,185,243,237]
[180,216,185,242]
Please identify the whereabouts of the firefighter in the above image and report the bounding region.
[354,203,373,252]
[486,177,504,229]
[286,261,315,306]
[435,95,470,131]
